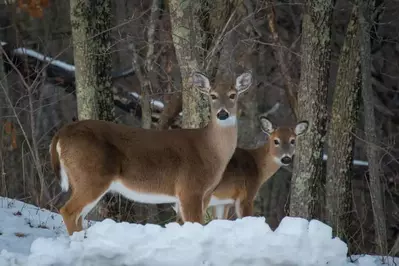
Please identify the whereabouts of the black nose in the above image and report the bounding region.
[217,109,229,120]
[281,156,292,165]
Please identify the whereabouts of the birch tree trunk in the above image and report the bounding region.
[358,0,387,254]
[326,4,360,245]
[169,0,209,129]
[70,0,115,121]
[289,0,333,219]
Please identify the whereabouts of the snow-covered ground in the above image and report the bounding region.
[0,197,396,266]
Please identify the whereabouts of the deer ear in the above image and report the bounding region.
[260,116,274,135]
[235,71,252,94]
[192,72,211,94]
[295,121,309,136]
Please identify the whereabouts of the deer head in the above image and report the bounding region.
[259,116,309,166]
[193,71,253,127]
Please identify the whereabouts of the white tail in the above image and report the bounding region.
[50,71,253,235]
[174,116,309,221]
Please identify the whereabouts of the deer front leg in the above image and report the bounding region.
[223,204,232,219]
[179,192,204,224]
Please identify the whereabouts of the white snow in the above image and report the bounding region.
[0,197,66,255]
[0,197,396,266]
[322,154,369,166]
[130,91,165,110]
[12,48,76,72]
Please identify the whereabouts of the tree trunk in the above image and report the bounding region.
[70,0,115,121]
[70,0,115,221]
[169,0,209,129]
[325,4,360,245]
[289,0,333,219]
[358,0,387,255]
[0,38,10,197]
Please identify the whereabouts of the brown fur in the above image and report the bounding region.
[175,118,309,221]
[50,72,253,235]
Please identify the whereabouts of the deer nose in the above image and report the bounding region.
[217,109,230,120]
[281,156,292,165]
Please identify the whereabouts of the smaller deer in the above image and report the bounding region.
[174,116,309,221]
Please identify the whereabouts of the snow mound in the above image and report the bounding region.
[0,197,394,266]
[5,216,348,266]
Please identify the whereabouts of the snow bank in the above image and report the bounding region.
[0,197,394,266]
[0,197,66,255]
[6,217,351,266]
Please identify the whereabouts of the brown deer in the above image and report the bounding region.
[173,116,309,221]
[50,71,253,235]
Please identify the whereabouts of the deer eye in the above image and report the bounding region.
[229,93,236,100]
[290,139,295,145]
[274,139,280,145]
[210,94,218,100]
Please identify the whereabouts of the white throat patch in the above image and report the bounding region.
[216,115,237,127]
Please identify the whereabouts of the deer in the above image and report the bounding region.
[49,71,253,235]
[173,115,309,221]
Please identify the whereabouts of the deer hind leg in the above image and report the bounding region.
[173,203,184,225]
[60,185,109,235]
[235,198,254,218]
[178,192,204,224]
[223,204,232,219]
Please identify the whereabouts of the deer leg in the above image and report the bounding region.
[239,199,254,218]
[202,193,212,219]
[223,204,232,220]
[179,193,204,224]
[214,205,225,219]
[60,184,108,235]
[60,193,87,235]
[173,202,184,225]
[234,199,243,218]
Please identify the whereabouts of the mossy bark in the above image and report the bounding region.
[325,4,360,245]
[70,0,115,121]
[289,0,333,219]
[169,0,209,129]
[70,0,115,221]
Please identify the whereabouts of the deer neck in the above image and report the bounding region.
[251,144,282,185]
[203,115,238,163]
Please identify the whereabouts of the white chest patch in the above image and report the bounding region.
[209,196,235,206]
[216,115,237,127]
[109,181,178,204]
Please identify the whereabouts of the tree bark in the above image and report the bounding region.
[0,37,10,197]
[325,4,360,245]
[70,0,115,221]
[70,0,115,121]
[358,0,387,254]
[289,0,333,219]
[169,0,209,129]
